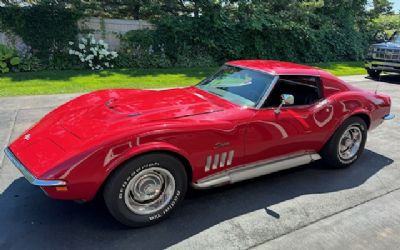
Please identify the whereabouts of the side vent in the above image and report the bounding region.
[205,150,234,172]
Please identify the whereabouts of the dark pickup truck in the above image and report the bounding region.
[365,32,400,78]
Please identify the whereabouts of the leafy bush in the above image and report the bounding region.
[119,30,172,68]
[0,5,79,60]
[68,34,118,70]
[18,55,44,72]
[0,44,21,73]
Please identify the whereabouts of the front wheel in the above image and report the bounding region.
[321,117,367,168]
[103,153,187,227]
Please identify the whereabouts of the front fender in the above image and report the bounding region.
[104,141,192,175]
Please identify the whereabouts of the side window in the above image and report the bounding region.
[263,75,323,108]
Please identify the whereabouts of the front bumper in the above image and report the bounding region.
[4,147,66,186]
[384,114,395,120]
[365,60,400,73]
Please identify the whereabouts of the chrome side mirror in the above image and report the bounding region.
[275,94,294,114]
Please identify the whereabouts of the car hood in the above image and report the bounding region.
[59,88,224,139]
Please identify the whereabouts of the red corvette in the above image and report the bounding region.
[5,60,394,227]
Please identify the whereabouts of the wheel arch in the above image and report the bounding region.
[321,111,370,153]
[98,148,194,198]
[351,112,371,130]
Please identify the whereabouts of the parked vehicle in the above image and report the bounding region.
[5,60,394,227]
[365,31,400,78]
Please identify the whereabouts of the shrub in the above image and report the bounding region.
[0,5,80,60]
[18,55,44,72]
[0,44,21,73]
[119,30,173,68]
[68,34,118,70]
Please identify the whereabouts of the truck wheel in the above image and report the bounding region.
[367,69,381,79]
[103,153,187,227]
[321,117,367,168]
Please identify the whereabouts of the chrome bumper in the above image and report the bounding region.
[4,147,66,186]
[365,60,400,72]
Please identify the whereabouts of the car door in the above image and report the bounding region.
[244,75,335,163]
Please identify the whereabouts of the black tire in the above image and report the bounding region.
[367,69,381,79]
[320,117,367,168]
[103,153,187,227]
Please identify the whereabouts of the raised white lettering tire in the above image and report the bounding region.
[103,153,187,227]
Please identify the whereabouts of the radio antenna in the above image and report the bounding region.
[374,75,382,94]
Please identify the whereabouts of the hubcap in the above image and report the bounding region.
[124,167,175,215]
[338,125,362,160]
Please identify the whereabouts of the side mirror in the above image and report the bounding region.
[275,94,294,114]
[281,94,294,105]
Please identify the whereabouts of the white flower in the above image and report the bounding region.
[68,41,74,45]
[78,44,85,50]
[68,49,74,55]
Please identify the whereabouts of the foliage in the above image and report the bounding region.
[117,0,372,64]
[118,30,172,68]
[18,55,45,72]
[68,34,118,70]
[0,0,396,71]
[0,44,20,73]
[370,14,400,38]
[0,4,80,59]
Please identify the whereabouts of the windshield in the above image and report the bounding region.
[390,32,400,44]
[196,65,275,107]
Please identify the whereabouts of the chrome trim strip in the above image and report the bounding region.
[212,154,220,170]
[383,114,395,120]
[205,155,212,172]
[220,152,227,167]
[227,150,235,166]
[255,75,279,109]
[192,153,321,189]
[4,147,66,186]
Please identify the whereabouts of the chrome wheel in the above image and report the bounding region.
[124,167,176,215]
[338,125,362,160]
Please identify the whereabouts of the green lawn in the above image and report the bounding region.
[310,61,366,76]
[0,61,365,97]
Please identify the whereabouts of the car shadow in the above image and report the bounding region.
[0,149,393,250]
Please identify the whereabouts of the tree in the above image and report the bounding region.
[370,0,394,17]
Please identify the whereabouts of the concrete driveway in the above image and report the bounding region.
[0,75,399,250]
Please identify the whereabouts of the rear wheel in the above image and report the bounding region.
[103,153,187,227]
[321,117,367,168]
[367,69,381,79]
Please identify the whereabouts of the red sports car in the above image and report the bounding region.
[5,60,394,227]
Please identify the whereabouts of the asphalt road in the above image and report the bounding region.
[0,74,399,250]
